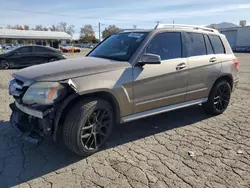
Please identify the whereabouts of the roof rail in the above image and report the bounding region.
[116,29,140,33]
[155,24,219,33]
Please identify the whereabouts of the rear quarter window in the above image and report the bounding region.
[209,35,225,54]
[35,46,54,53]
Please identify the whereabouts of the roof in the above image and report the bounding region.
[0,29,72,40]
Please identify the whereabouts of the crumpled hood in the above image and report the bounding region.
[13,56,131,82]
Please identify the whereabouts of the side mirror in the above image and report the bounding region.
[139,53,161,66]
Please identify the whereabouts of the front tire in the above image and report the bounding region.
[63,98,114,156]
[203,80,231,115]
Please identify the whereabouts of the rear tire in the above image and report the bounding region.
[203,80,231,115]
[63,98,114,156]
[0,60,10,69]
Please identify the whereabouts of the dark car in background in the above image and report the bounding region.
[0,45,66,69]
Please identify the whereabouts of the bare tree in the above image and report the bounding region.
[57,22,75,36]
[23,25,30,30]
[80,24,95,38]
[50,25,59,31]
[33,25,48,31]
[102,25,120,39]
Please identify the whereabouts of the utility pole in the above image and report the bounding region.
[98,22,101,42]
[173,20,175,28]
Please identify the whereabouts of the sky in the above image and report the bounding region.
[0,0,250,39]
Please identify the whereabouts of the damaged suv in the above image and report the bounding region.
[9,24,239,156]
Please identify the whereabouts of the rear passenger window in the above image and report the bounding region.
[35,46,53,53]
[146,32,182,60]
[204,35,214,54]
[186,33,206,56]
[209,35,225,54]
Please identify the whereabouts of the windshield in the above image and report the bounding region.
[88,32,148,62]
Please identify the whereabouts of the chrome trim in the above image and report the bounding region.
[186,88,207,94]
[15,102,43,119]
[121,98,208,123]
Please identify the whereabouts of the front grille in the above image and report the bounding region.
[10,79,28,103]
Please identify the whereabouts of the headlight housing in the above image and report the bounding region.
[23,82,66,105]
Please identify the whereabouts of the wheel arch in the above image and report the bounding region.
[53,91,121,141]
[212,74,233,90]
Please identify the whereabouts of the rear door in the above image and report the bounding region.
[185,32,221,101]
[133,32,189,113]
[33,46,53,64]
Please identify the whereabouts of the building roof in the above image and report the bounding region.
[219,26,250,31]
[0,29,72,40]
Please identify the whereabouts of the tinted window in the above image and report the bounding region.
[186,33,206,56]
[146,32,182,60]
[35,46,53,53]
[16,46,32,53]
[209,35,225,54]
[204,35,214,54]
[89,32,148,61]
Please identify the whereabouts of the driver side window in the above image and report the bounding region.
[146,32,182,60]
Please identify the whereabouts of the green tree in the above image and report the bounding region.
[102,25,120,39]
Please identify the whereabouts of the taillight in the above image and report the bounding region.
[233,59,239,72]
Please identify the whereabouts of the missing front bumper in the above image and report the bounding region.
[9,103,55,143]
[14,101,53,119]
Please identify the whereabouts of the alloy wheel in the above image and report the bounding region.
[80,108,111,150]
[0,60,10,69]
[213,83,230,112]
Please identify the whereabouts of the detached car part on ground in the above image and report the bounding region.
[0,45,66,69]
[9,25,239,156]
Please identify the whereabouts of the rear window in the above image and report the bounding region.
[186,33,206,56]
[35,46,53,53]
[209,35,225,54]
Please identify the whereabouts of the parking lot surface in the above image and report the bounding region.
[0,54,250,188]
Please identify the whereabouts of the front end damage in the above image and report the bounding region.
[9,78,77,144]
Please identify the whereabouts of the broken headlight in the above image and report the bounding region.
[23,82,66,105]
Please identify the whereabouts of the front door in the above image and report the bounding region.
[12,46,34,67]
[133,32,189,113]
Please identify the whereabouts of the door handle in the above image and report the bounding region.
[176,63,186,70]
[209,57,217,62]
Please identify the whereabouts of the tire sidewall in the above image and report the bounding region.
[209,81,231,114]
[74,99,114,155]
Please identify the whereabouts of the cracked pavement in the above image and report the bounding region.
[0,53,250,188]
